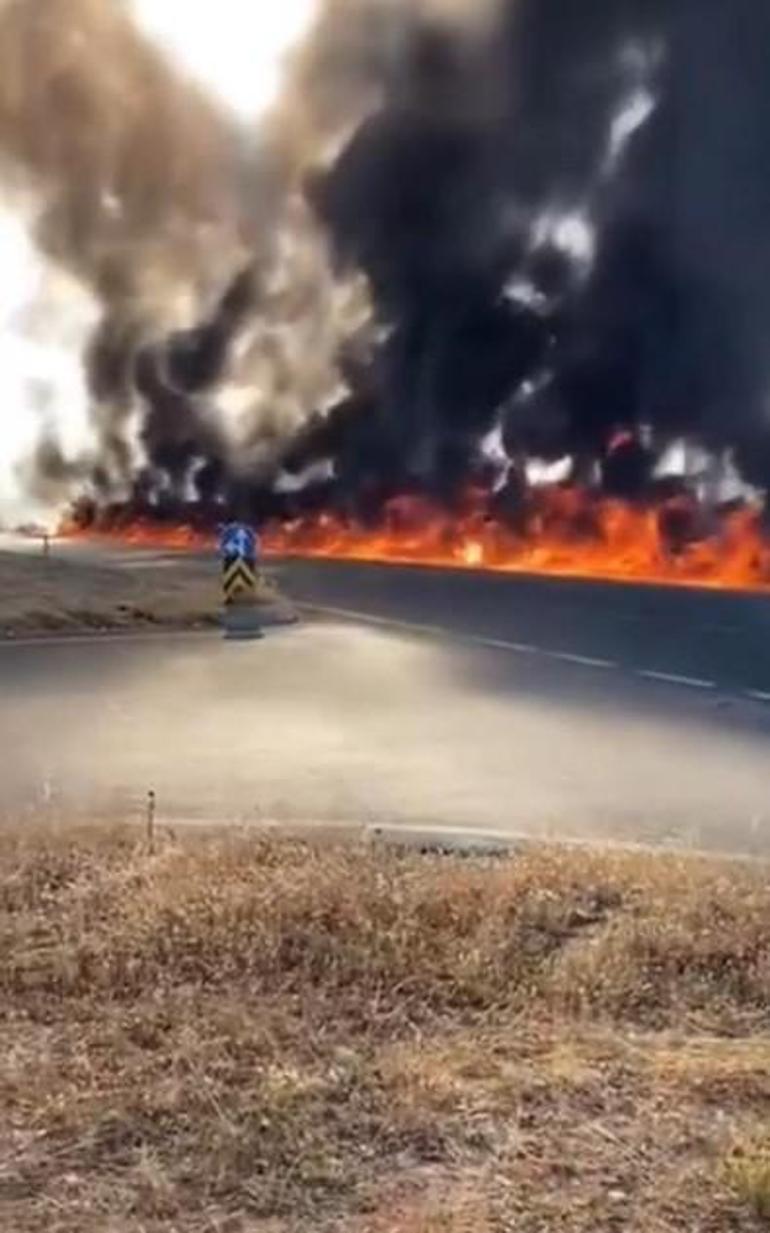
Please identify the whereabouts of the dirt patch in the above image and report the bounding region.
[1,825,769,1230]
[0,542,296,637]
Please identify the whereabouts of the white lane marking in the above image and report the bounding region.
[302,604,449,642]
[543,651,616,670]
[637,670,716,691]
[7,600,764,706]
[306,603,770,701]
[466,637,542,655]
[307,604,770,704]
[300,602,618,668]
[304,605,764,697]
[302,604,546,656]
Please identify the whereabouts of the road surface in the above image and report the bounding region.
[1,544,769,854]
[272,558,770,701]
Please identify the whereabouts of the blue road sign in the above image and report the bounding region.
[220,523,258,562]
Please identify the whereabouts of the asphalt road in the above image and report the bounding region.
[0,546,769,854]
[273,558,770,700]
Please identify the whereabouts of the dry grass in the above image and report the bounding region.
[2,824,770,1231]
[0,544,293,637]
[725,1132,770,1221]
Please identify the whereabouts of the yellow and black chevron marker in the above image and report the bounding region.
[219,523,264,640]
[223,557,257,606]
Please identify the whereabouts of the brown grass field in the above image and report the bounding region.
[2,825,770,1231]
[0,544,293,638]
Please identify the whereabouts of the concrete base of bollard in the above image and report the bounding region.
[222,603,265,641]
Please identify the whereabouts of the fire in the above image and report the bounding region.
[64,486,770,593]
[261,487,770,592]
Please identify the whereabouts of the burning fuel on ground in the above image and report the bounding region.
[6,0,770,591]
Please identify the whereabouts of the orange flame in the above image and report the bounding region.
[261,488,770,592]
[63,486,770,593]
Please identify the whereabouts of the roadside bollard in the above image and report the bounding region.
[220,522,264,641]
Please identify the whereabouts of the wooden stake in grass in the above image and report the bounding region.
[146,790,157,853]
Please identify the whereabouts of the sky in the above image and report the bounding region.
[129,0,319,121]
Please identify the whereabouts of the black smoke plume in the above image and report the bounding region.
[266,0,770,521]
[72,0,770,526]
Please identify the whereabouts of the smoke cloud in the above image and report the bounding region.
[3,0,770,526]
[282,0,770,518]
[0,0,247,306]
[0,0,394,515]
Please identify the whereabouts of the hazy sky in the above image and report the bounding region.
[129,0,318,120]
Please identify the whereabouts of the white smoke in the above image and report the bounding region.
[0,0,502,519]
[0,201,98,528]
[0,0,326,521]
[128,0,319,122]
